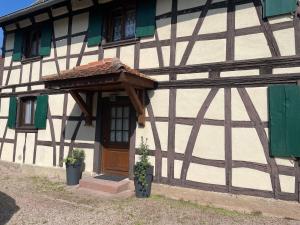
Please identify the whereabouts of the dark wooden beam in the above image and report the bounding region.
[123,83,145,126]
[70,91,93,125]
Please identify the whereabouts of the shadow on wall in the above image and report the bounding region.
[0,191,19,225]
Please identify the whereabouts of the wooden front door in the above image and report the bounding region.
[102,100,131,176]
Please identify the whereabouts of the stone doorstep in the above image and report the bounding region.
[79,177,131,194]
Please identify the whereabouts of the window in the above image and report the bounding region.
[105,2,136,43]
[23,29,41,59]
[109,106,130,143]
[18,97,37,129]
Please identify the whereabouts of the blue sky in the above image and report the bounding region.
[0,0,35,52]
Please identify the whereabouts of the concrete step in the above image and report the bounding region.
[79,176,130,194]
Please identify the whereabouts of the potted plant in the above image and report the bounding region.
[134,137,154,198]
[64,148,85,186]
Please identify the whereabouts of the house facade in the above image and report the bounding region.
[0,0,300,202]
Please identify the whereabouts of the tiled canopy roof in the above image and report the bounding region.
[42,58,154,82]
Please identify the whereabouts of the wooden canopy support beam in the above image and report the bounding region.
[123,83,145,126]
[70,91,93,125]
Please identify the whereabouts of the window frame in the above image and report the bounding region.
[21,26,42,62]
[17,96,37,132]
[103,0,137,45]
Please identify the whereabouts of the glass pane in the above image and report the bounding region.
[123,119,129,130]
[24,100,32,124]
[113,16,122,41]
[116,119,122,130]
[110,131,115,142]
[110,119,116,130]
[116,131,122,142]
[116,107,122,118]
[123,107,129,118]
[123,131,129,142]
[125,10,136,39]
[111,107,116,118]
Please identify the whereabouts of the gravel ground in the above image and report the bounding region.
[0,165,300,225]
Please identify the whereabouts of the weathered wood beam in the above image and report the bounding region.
[70,91,93,125]
[123,83,145,126]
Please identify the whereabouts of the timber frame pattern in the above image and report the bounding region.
[0,0,300,202]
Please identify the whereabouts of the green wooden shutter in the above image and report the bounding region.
[262,0,297,18]
[39,22,53,56]
[8,97,17,129]
[269,85,300,157]
[12,31,23,61]
[34,95,48,129]
[87,7,103,47]
[136,0,156,38]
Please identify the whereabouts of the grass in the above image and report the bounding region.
[150,194,259,218]
[29,176,66,193]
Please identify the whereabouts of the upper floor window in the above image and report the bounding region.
[23,29,41,59]
[105,2,136,43]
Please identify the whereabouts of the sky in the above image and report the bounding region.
[0,0,35,53]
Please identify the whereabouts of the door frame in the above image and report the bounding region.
[100,96,134,176]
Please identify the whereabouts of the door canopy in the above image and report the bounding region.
[42,58,157,126]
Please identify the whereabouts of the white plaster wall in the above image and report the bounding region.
[24,133,36,165]
[104,48,116,58]
[52,6,68,17]
[72,0,93,11]
[162,46,170,67]
[232,168,272,191]
[273,28,296,56]
[31,61,41,82]
[156,122,169,152]
[148,75,169,81]
[42,61,57,76]
[54,18,69,38]
[72,13,89,34]
[35,146,54,167]
[5,128,15,140]
[187,39,226,64]
[56,39,68,57]
[235,33,272,60]
[147,89,169,117]
[275,158,295,167]
[232,128,267,164]
[279,175,295,193]
[220,69,259,78]
[246,87,268,121]
[67,94,82,116]
[5,33,14,51]
[156,18,171,40]
[235,3,260,29]
[193,125,225,160]
[0,98,9,117]
[175,124,192,154]
[178,0,206,10]
[0,119,7,137]
[187,163,226,185]
[161,157,168,177]
[176,41,189,65]
[15,133,26,164]
[268,15,293,24]
[140,48,159,69]
[174,160,183,179]
[176,88,210,118]
[120,45,135,68]
[8,69,21,85]
[273,67,300,74]
[231,88,250,121]
[177,72,209,80]
[49,94,65,116]
[4,52,12,67]
[135,121,155,151]
[205,88,224,120]
[75,122,96,144]
[177,12,200,38]
[156,0,172,16]
[1,143,14,162]
[81,54,98,65]
[82,148,94,172]
[21,64,31,83]
[199,8,227,34]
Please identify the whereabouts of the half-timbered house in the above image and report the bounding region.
[0,0,300,202]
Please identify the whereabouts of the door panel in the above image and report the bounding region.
[101,100,131,176]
